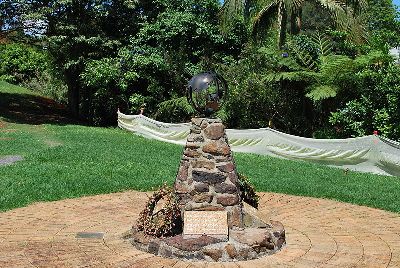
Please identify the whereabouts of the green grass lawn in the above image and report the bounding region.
[1,81,399,213]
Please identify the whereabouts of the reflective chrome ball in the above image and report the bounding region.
[186,71,227,116]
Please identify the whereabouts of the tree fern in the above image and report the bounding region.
[311,32,333,56]
[305,84,338,101]
[286,39,319,71]
[155,97,195,122]
[319,55,354,82]
[354,50,389,67]
[264,70,317,82]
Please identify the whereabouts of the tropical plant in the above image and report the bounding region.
[330,61,400,141]
[221,0,367,47]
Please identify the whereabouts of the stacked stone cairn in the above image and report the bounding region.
[130,118,286,262]
[174,118,243,228]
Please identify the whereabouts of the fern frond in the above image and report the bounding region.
[306,85,338,101]
[156,97,195,116]
[337,10,368,44]
[264,71,318,82]
[220,0,246,30]
[252,0,280,40]
[354,50,390,67]
[319,55,354,79]
[311,32,333,56]
[286,40,318,71]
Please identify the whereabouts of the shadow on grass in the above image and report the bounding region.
[0,92,82,125]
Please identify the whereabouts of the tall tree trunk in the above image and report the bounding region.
[244,0,251,21]
[66,70,80,118]
[277,2,288,48]
[290,8,302,34]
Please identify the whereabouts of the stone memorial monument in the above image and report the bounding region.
[130,72,285,261]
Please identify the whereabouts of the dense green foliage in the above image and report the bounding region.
[330,61,400,139]
[0,43,47,83]
[1,83,399,213]
[0,43,67,101]
[0,0,399,140]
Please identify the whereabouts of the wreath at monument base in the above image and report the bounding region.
[136,185,182,237]
[238,173,260,209]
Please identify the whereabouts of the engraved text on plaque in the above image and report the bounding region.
[183,211,228,239]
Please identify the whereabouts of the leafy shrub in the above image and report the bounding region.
[80,58,129,125]
[330,62,400,141]
[220,44,313,135]
[21,70,67,103]
[0,43,48,83]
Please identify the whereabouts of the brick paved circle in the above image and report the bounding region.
[0,191,399,268]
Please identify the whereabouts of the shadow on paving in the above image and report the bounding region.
[0,92,82,125]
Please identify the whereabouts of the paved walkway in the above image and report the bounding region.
[1,191,399,268]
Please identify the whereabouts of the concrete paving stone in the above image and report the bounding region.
[0,191,399,268]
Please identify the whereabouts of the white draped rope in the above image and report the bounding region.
[118,111,400,177]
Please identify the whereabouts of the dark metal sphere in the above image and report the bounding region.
[186,71,227,116]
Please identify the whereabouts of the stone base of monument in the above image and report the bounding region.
[129,118,286,261]
[129,206,285,262]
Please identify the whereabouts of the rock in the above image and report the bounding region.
[204,123,225,140]
[203,140,231,156]
[193,183,209,193]
[193,193,213,203]
[164,235,222,251]
[186,142,200,149]
[225,244,238,259]
[158,245,172,258]
[184,149,201,158]
[191,118,205,127]
[216,194,240,206]
[200,120,208,129]
[190,125,201,134]
[148,240,160,255]
[214,156,230,163]
[243,212,268,228]
[175,182,191,194]
[237,248,251,260]
[228,171,239,184]
[270,220,286,248]
[202,248,223,261]
[177,162,189,181]
[225,244,237,259]
[187,133,205,143]
[192,170,226,184]
[230,228,273,248]
[195,205,224,211]
[214,183,238,194]
[252,245,267,253]
[228,206,243,228]
[192,160,215,170]
[131,227,153,244]
[217,162,235,173]
[276,236,285,248]
[271,220,285,235]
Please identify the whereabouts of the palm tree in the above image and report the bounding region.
[221,0,367,48]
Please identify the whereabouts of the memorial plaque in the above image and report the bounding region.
[183,211,228,239]
[75,232,104,239]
